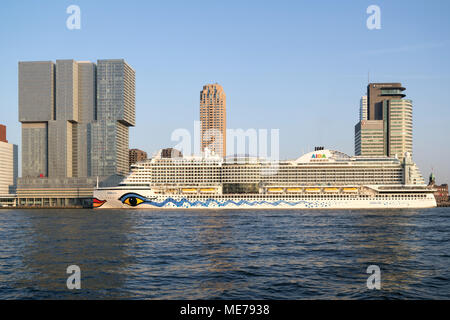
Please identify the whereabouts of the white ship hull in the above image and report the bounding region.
[93,188,437,209]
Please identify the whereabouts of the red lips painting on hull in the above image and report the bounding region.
[93,198,106,208]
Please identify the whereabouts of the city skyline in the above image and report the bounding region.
[0,0,449,303]
[0,1,449,183]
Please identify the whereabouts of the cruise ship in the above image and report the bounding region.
[93,148,436,209]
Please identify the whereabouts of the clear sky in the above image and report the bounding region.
[0,0,449,183]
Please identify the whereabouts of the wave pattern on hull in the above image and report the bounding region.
[144,197,332,208]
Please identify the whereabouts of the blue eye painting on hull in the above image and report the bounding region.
[118,193,150,207]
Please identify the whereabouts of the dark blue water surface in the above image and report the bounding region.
[0,208,449,299]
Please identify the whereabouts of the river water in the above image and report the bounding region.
[0,208,449,299]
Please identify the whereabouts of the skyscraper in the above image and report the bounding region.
[47,60,97,178]
[17,59,135,207]
[19,61,54,177]
[91,59,136,177]
[367,83,406,120]
[76,61,97,177]
[387,98,413,158]
[200,83,226,157]
[355,83,413,159]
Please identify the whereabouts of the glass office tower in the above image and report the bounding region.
[355,83,413,159]
[92,59,136,177]
[17,59,135,207]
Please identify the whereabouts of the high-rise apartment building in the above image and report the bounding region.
[129,148,148,169]
[200,83,226,157]
[17,59,135,207]
[0,125,18,198]
[160,148,182,159]
[355,83,412,159]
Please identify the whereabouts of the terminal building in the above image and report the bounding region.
[428,173,449,204]
[17,59,135,207]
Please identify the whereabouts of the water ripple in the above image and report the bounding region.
[0,208,449,299]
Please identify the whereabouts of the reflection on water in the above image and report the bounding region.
[0,208,449,299]
[348,210,422,296]
[0,209,135,299]
[194,211,238,297]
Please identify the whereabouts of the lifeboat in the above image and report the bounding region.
[182,188,197,193]
[305,188,320,193]
[200,188,216,193]
[268,188,283,193]
[287,188,302,193]
[343,187,358,193]
[324,188,339,193]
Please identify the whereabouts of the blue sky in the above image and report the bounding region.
[0,0,449,183]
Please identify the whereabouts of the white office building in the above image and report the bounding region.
[0,133,18,207]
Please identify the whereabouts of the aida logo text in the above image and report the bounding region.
[311,154,327,159]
